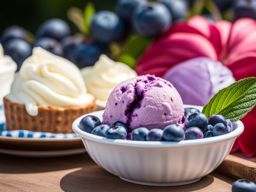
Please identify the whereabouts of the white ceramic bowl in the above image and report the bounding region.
[72,108,244,186]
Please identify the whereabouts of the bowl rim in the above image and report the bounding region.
[72,106,244,148]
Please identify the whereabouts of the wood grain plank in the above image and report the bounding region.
[216,154,256,182]
[0,153,234,192]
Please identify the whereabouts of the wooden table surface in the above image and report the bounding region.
[0,153,235,192]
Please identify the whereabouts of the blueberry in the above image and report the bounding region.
[105,125,127,139]
[185,112,208,132]
[162,124,185,142]
[91,124,110,137]
[204,125,214,138]
[233,0,256,20]
[184,107,200,117]
[4,39,32,70]
[33,38,63,56]
[1,26,30,45]
[113,121,128,129]
[131,127,149,141]
[232,179,256,192]
[146,129,163,141]
[213,123,229,136]
[116,0,146,21]
[73,42,106,68]
[209,115,227,127]
[133,3,171,37]
[79,115,101,133]
[37,19,70,41]
[185,127,204,140]
[215,0,234,12]
[90,11,125,43]
[227,119,234,132]
[159,0,187,22]
[61,36,82,62]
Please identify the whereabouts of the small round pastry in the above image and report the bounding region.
[0,44,17,103]
[4,47,95,133]
[103,75,184,130]
[81,55,137,109]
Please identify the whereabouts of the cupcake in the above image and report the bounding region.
[4,47,95,133]
[81,55,136,108]
[0,44,17,104]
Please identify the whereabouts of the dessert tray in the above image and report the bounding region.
[0,105,84,157]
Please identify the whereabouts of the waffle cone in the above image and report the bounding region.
[3,97,96,133]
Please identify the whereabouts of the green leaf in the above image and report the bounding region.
[202,78,256,121]
[188,0,205,17]
[118,35,152,68]
[83,3,95,35]
[118,54,136,68]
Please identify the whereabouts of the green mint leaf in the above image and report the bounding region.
[83,3,95,35]
[202,77,256,121]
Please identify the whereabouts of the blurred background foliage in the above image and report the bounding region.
[0,0,116,33]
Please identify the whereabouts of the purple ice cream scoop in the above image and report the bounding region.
[163,57,235,106]
[103,75,184,130]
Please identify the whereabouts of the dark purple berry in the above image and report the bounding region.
[232,179,256,192]
[213,123,229,136]
[33,38,63,56]
[79,115,101,133]
[146,128,163,141]
[105,125,127,139]
[37,19,70,41]
[4,39,32,70]
[91,124,110,137]
[185,127,204,140]
[131,127,149,141]
[185,112,208,132]
[162,124,185,142]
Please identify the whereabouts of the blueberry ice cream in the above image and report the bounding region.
[103,75,184,130]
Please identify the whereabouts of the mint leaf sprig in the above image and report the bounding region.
[202,77,256,121]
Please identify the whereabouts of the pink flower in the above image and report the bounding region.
[137,16,256,157]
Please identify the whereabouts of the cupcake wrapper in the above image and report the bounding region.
[3,97,96,133]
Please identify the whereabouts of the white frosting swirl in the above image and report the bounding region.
[0,44,17,103]
[81,55,136,107]
[8,47,94,116]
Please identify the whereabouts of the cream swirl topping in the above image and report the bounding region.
[8,47,94,116]
[0,44,17,74]
[81,55,137,107]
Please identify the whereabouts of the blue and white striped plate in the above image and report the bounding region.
[0,105,78,139]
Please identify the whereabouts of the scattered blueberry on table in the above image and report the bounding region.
[232,179,256,192]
